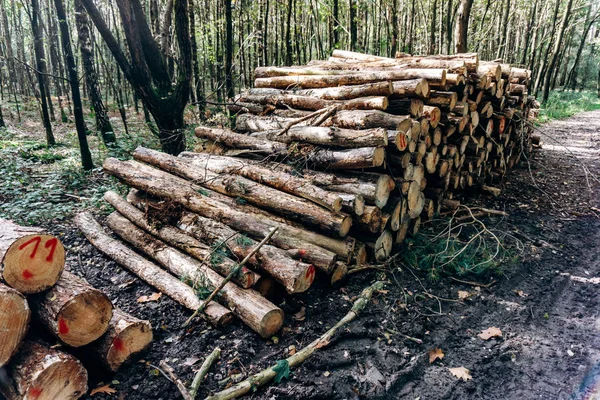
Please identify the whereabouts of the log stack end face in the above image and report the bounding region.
[57,289,113,347]
[105,319,153,372]
[0,285,30,368]
[2,234,65,294]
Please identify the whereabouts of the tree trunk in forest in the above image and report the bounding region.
[496,0,511,59]
[567,5,596,90]
[532,0,560,96]
[189,0,205,114]
[53,0,94,170]
[446,0,453,54]
[454,0,474,53]
[541,0,573,103]
[520,0,537,66]
[390,0,399,56]
[349,0,358,51]
[0,284,30,368]
[333,0,340,49]
[0,341,88,400]
[30,0,55,146]
[74,0,116,145]
[430,0,437,55]
[225,0,234,98]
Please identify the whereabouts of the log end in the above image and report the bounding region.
[0,285,30,367]
[2,234,65,294]
[374,230,394,262]
[259,309,284,339]
[105,320,153,372]
[339,215,353,237]
[372,147,386,168]
[353,242,368,265]
[330,262,348,288]
[57,290,113,347]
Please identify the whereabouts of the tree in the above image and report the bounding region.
[454,0,473,53]
[81,0,192,155]
[52,0,94,170]
[74,0,115,145]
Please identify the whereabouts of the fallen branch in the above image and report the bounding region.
[449,276,497,288]
[190,347,222,399]
[205,280,385,400]
[182,227,279,328]
[159,360,194,400]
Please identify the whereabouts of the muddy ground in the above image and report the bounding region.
[6,110,600,400]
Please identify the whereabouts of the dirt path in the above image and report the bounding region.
[60,111,600,399]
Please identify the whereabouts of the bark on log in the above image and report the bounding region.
[253,82,392,100]
[74,212,233,327]
[253,126,388,148]
[89,308,153,372]
[33,270,112,347]
[194,127,287,155]
[0,341,88,400]
[133,147,351,237]
[307,147,385,170]
[391,79,430,98]
[0,284,30,367]
[0,219,65,294]
[237,93,388,111]
[329,109,412,131]
[103,191,259,288]
[105,212,285,337]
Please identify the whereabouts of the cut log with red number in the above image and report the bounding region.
[0,284,30,367]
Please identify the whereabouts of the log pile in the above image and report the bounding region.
[74,50,537,341]
[0,219,153,399]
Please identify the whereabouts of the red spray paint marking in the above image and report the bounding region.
[431,114,437,122]
[113,337,125,352]
[44,238,58,262]
[22,269,34,280]
[58,318,69,335]
[305,265,316,283]
[28,387,42,399]
[19,236,42,259]
[297,249,307,257]
[398,135,406,150]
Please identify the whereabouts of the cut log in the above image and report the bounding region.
[308,147,385,170]
[178,152,343,212]
[426,91,458,110]
[370,230,394,261]
[74,212,233,327]
[103,191,259,289]
[194,126,287,155]
[0,284,30,367]
[237,93,388,111]
[0,341,88,400]
[422,105,441,128]
[133,147,351,237]
[89,308,153,372]
[105,212,285,338]
[33,270,112,347]
[356,205,382,233]
[269,81,393,100]
[387,98,424,117]
[250,126,388,148]
[235,114,301,132]
[329,109,412,131]
[0,219,65,293]
[391,79,429,98]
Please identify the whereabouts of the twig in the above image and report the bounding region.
[277,105,336,136]
[205,280,386,400]
[158,360,194,400]
[189,347,221,399]
[449,276,496,288]
[182,227,279,328]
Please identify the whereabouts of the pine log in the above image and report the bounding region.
[426,91,458,109]
[338,192,365,216]
[194,126,287,155]
[387,98,424,117]
[356,205,382,233]
[178,152,342,212]
[237,93,389,111]
[0,284,30,367]
[0,341,88,400]
[105,212,285,337]
[391,79,429,98]
[249,126,388,148]
[89,308,153,372]
[331,49,390,61]
[33,270,112,347]
[74,212,233,327]
[329,109,412,131]
[267,81,393,100]
[0,219,65,293]
[235,114,301,132]
[308,147,385,170]
[132,147,351,236]
[103,191,259,288]
[422,105,441,128]
[370,230,394,262]
[255,69,447,89]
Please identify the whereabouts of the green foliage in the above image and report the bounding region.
[235,234,254,247]
[272,360,291,384]
[539,91,600,123]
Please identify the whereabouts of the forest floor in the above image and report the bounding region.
[1,107,600,400]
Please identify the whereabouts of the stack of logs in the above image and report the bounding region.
[75,49,538,339]
[0,219,153,399]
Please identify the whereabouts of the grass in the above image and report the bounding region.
[538,90,600,123]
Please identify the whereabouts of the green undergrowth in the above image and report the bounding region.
[539,90,600,123]
[400,217,521,282]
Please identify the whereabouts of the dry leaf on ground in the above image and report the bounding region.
[293,307,306,321]
[90,384,117,396]
[478,327,502,340]
[137,292,162,303]
[458,290,470,300]
[428,348,445,363]
[448,367,472,381]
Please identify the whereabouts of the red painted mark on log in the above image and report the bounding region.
[19,236,41,259]
[431,114,437,122]
[113,337,125,352]
[58,318,69,335]
[29,387,42,398]
[398,135,406,150]
[22,269,34,279]
[298,249,307,257]
[44,237,58,262]
[305,265,316,283]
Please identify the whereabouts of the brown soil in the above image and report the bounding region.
[15,110,600,400]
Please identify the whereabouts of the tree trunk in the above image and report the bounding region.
[541,0,573,103]
[74,212,234,327]
[454,0,474,53]
[30,0,55,146]
[53,0,94,170]
[349,0,358,51]
[33,270,113,347]
[87,308,152,372]
[0,219,65,294]
[225,0,234,97]
[0,284,30,368]
[0,341,88,400]
[567,4,595,89]
[74,0,115,144]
